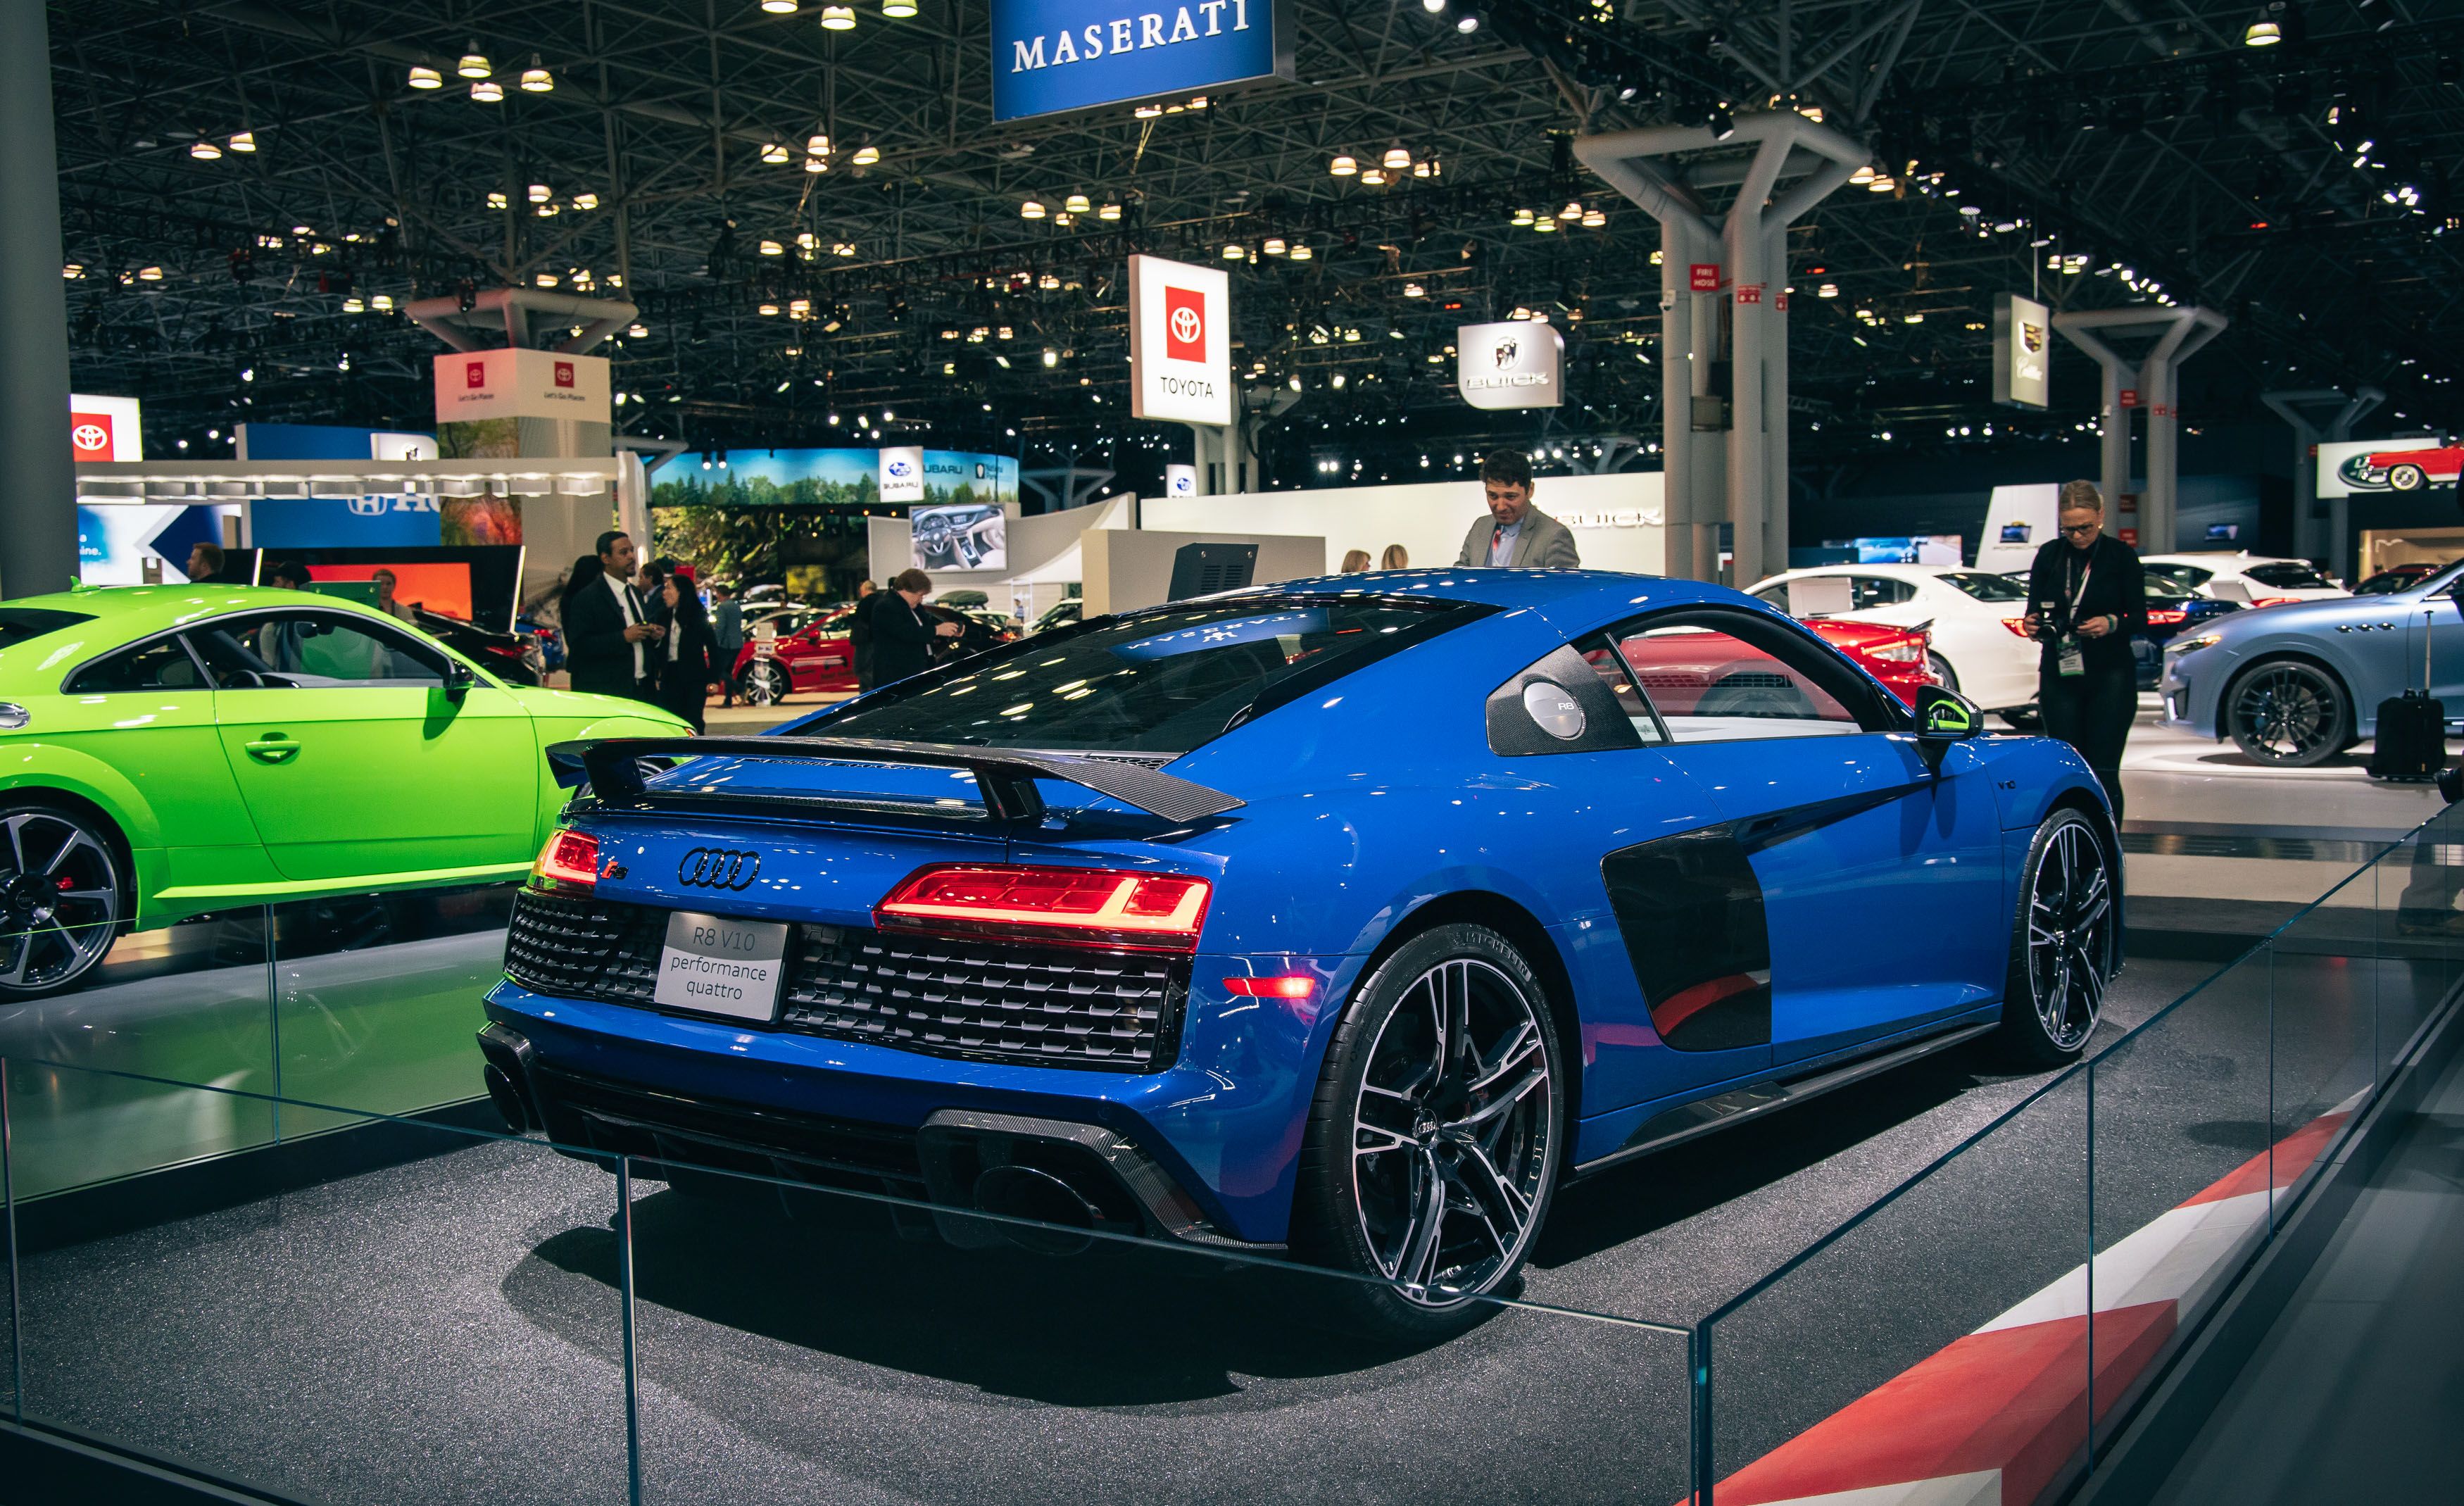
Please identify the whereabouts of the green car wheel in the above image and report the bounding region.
[0,802,123,998]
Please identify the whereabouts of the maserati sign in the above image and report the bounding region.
[1456,321,1564,410]
[991,0,1293,123]
[1129,254,1232,425]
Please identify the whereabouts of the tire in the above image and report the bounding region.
[2390,463,2426,492]
[2227,659,2351,767]
[741,659,789,706]
[1928,653,1959,692]
[1994,808,2116,1068]
[1291,923,1564,1342]
[0,802,125,1000]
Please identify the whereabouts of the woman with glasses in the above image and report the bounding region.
[2021,480,2149,820]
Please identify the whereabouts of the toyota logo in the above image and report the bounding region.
[70,423,109,453]
[1169,305,1202,346]
[677,848,761,890]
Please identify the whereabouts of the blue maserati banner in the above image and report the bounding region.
[991,0,1291,123]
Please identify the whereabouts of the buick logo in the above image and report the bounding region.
[677,848,760,890]
[1493,337,1519,368]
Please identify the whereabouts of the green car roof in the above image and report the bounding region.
[0,585,463,687]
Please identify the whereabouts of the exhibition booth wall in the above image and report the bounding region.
[4,805,2460,1505]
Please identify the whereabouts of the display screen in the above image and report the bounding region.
[298,563,474,621]
[910,502,1008,572]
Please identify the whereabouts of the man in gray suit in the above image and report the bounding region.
[1454,448,1581,568]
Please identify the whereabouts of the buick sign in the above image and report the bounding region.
[1457,321,1565,411]
[991,0,1293,123]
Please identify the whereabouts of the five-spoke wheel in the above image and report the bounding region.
[0,804,122,1000]
[1997,807,2115,1066]
[1295,924,1560,1339]
[2227,659,2351,767]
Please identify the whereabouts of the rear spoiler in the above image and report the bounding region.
[545,736,1245,825]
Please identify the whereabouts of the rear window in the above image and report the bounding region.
[2144,564,2210,594]
[0,607,95,651]
[1937,571,2028,601]
[810,594,1487,753]
[2244,561,2336,590]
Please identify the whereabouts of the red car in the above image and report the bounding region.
[1809,619,1939,706]
[732,604,860,703]
[2355,446,2464,491]
[1601,618,1939,720]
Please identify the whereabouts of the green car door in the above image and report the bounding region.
[188,609,539,882]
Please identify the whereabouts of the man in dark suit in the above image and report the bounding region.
[563,531,664,700]
[868,570,961,686]
[849,578,880,690]
[1453,449,1581,568]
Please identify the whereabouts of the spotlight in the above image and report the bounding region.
[1708,103,1735,139]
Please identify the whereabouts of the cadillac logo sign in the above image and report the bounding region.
[1457,321,1564,410]
[677,848,762,891]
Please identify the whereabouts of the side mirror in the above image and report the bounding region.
[1915,684,1983,767]
[443,659,477,703]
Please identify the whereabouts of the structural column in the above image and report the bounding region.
[0,1,77,598]
[2054,306,2226,553]
[2261,387,2384,575]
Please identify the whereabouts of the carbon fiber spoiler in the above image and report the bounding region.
[544,736,1245,825]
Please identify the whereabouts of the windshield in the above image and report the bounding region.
[1937,570,2028,602]
[0,608,95,651]
[2244,561,2337,590]
[809,594,1488,753]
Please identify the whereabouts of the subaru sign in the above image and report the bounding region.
[991,0,1293,123]
[879,445,926,503]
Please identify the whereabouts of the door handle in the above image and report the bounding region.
[244,734,298,764]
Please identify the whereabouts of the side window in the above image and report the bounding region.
[1849,576,1916,610]
[189,613,448,689]
[1751,582,1789,613]
[1485,640,1651,756]
[63,637,206,693]
[1575,631,1668,745]
[1611,619,1865,743]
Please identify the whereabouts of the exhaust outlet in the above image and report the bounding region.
[482,1064,531,1134]
[971,1163,1102,1255]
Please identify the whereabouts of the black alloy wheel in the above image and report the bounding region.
[1995,807,2116,1067]
[1294,923,1561,1341]
[2228,659,2351,767]
[0,804,123,999]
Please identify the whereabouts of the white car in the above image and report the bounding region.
[1747,564,2041,720]
[2138,552,2347,605]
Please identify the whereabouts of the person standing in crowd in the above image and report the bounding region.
[710,582,745,705]
[2022,479,2147,822]
[1381,544,1409,570]
[561,532,663,700]
[868,569,961,686]
[636,557,674,634]
[266,560,313,591]
[850,578,881,691]
[186,542,230,585]
[1340,549,1372,573]
[370,568,416,623]
[1455,449,1580,568]
[655,575,717,732]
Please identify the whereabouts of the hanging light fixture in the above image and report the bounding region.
[833,241,855,257]
[1403,281,1426,298]
[1262,236,1288,256]
[2244,6,2282,46]
[471,80,505,102]
[136,265,163,281]
[1098,201,1121,220]
[1360,168,1388,186]
[760,142,791,163]
[853,144,879,165]
[529,182,553,203]
[1412,159,1432,178]
[1064,192,1091,213]
[1289,243,1313,261]
[520,56,555,92]
[372,294,395,311]
[1511,207,1535,226]
[758,239,785,256]
[761,0,799,11]
[1222,243,1246,261]
[190,139,222,160]
[1039,271,1062,289]
[803,153,828,172]
[760,302,781,316]
[1135,103,1164,119]
[1382,143,1412,170]
[408,64,443,89]
[487,191,510,210]
[343,296,365,313]
[807,132,831,156]
[458,49,491,79]
[1582,208,1606,227]
[1329,153,1357,177]
[534,272,558,288]
[230,130,256,153]
[1533,215,1559,233]
[819,4,856,29]
[574,193,598,210]
[883,0,918,14]
[1021,199,1046,219]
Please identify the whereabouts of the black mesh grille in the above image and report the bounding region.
[784,927,1186,1072]
[503,889,665,1003]
[501,889,1186,1072]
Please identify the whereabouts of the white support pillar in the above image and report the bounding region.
[2261,387,2384,575]
[2054,306,2227,553]
[1578,113,1867,584]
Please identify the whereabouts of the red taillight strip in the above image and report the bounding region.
[1224,975,1315,1000]
[876,863,1212,952]
[533,829,600,890]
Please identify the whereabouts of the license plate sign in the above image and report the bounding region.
[653,910,789,1022]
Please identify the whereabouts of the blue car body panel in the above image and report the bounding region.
[485,569,2110,1244]
[2161,563,2464,740]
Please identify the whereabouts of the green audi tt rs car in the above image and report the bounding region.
[0,585,689,999]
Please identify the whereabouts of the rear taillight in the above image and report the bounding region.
[1867,637,1925,663]
[2002,617,2035,638]
[876,864,1212,952]
[2146,608,2187,627]
[533,829,600,891]
[2250,596,2301,609]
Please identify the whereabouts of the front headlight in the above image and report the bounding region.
[2170,632,2224,656]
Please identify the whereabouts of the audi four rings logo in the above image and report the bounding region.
[677,848,761,889]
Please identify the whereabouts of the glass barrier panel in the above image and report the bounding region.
[2084,941,2273,1455]
[272,883,513,1131]
[2379,805,2464,1081]
[1704,1067,2090,1506]
[2270,862,2382,1222]
[7,1062,634,1504]
[0,908,274,1198]
[617,1148,1697,1506]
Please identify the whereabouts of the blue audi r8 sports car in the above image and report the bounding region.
[479,570,2118,1336]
